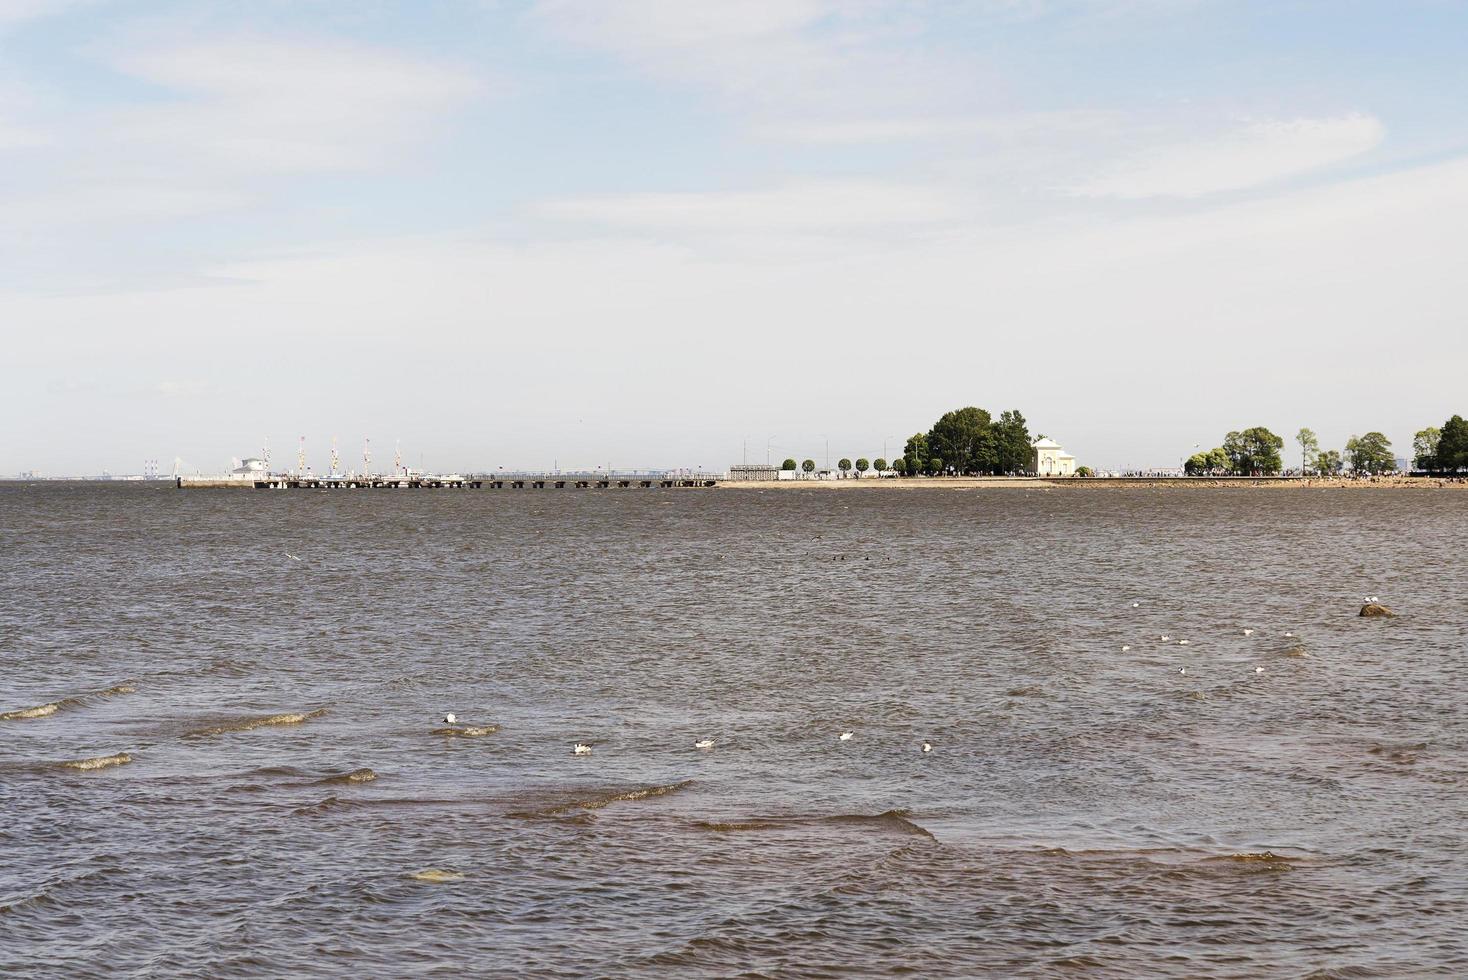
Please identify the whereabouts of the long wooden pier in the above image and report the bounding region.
[176,474,719,490]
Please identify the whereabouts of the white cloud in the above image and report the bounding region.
[1069,114,1385,199]
[536,180,961,234]
[755,111,1113,144]
[0,0,83,31]
[107,38,485,172]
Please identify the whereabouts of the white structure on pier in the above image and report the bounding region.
[1031,437,1077,476]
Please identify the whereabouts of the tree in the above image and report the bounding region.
[927,407,995,475]
[801,459,816,473]
[893,457,909,476]
[838,458,852,475]
[1296,428,1319,474]
[929,456,944,475]
[1186,447,1232,475]
[1412,428,1441,471]
[1346,432,1394,474]
[1314,449,1344,475]
[1074,465,1093,477]
[1437,415,1468,471]
[903,433,930,475]
[994,409,1032,474]
[781,458,797,471]
[855,458,869,476]
[1222,427,1284,475]
[873,458,887,473]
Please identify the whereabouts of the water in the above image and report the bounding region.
[2,482,1465,977]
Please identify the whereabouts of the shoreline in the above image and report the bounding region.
[716,476,1467,490]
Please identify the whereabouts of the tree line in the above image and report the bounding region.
[1184,416,1468,475]
[775,405,1038,477]
[899,407,1033,475]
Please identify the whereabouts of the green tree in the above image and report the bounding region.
[801,459,816,473]
[1346,432,1394,474]
[929,456,944,475]
[1074,465,1093,477]
[928,407,995,474]
[1223,427,1284,475]
[1296,428,1319,474]
[855,458,870,475]
[873,458,887,473]
[1314,449,1344,475]
[1186,448,1232,474]
[893,457,909,476]
[903,433,930,475]
[838,458,852,475]
[781,458,797,471]
[1412,428,1440,471]
[994,409,1032,474]
[1437,415,1468,471]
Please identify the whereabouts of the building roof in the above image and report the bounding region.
[1031,437,1063,449]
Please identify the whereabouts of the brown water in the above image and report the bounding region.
[1,482,1465,977]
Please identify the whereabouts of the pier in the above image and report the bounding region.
[176,472,719,490]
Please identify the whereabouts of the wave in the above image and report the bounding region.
[693,809,935,839]
[409,869,464,883]
[318,768,378,784]
[58,753,133,771]
[431,725,500,737]
[508,779,695,818]
[186,708,327,737]
[1,680,137,721]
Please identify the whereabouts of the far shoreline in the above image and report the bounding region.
[716,475,1467,490]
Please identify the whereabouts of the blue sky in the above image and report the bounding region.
[3,0,1466,473]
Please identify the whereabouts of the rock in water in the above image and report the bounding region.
[1359,603,1396,618]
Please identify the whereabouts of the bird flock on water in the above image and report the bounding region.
[431,594,1376,756]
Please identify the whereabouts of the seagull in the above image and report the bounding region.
[1243,629,1255,637]
[1160,635,1171,642]
[1255,666,1265,674]
[1363,595,1380,603]
[1178,667,1186,675]
[573,743,593,755]
[695,739,715,749]
[1283,632,1295,638]
[1131,602,1140,608]
[443,713,457,724]
[285,553,301,561]
[1178,639,1190,645]
[921,741,932,753]
[838,731,854,741]
[1121,645,1131,652]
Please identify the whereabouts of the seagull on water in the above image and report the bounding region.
[695,739,715,749]
[1283,632,1295,638]
[443,713,457,724]
[1178,639,1190,646]
[922,741,932,753]
[573,743,593,755]
[1178,667,1186,675]
[1160,635,1171,642]
[1243,629,1255,637]
[1131,602,1140,608]
[285,553,301,562]
[1121,645,1131,652]
[839,731,854,741]
[1255,666,1266,674]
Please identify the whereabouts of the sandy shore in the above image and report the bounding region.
[717,476,1466,490]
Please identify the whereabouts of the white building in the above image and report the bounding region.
[1031,437,1077,476]
[228,457,268,479]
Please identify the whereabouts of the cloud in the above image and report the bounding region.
[0,0,85,31]
[536,180,962,234]
[106,37,485,173]
[1069,114,1385,199]
[755,111,1113,144]
[530,0,974,118]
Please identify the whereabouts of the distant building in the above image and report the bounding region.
[727,464,779,481]
[1031,437,1077,476]
[229,458,268,479]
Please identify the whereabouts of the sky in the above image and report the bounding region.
[3,0,1466,475]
